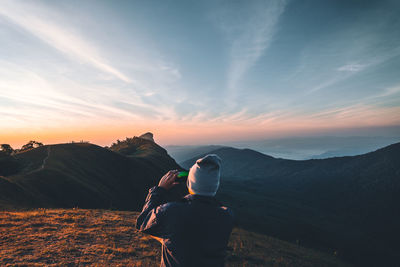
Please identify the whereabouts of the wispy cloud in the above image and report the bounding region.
[306,50,399,94]
[305,104,400,126]
[337,63,368,72]
[0,59,171,132]
[362,84,400,101]
[378,85,400,98]
[0,1,132,83]
[0,63,127,124]
[220,0,287,91]
[0,0,185,129]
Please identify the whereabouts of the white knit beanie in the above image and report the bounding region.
[187,154,221,196]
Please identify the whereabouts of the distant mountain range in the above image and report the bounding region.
[168,136,400,160]
[165,145,227,163]
[181,143,400,266]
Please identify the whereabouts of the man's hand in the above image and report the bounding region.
[158,170,179,190]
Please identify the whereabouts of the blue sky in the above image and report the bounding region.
[0,0,399,146]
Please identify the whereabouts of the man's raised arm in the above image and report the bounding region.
[135,170,179,237]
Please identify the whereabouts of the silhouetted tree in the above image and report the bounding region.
[0,144,13,155]
[20,141,44,151]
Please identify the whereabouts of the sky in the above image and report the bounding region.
[0,0,400,148]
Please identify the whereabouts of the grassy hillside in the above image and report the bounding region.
[0,141,184,210]
[0,209,349,267]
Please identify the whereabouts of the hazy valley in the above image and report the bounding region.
[166,136,400,161]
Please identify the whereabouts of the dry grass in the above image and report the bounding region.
[0,209,158,266]
[226,228,351,267]
[0,209,350,266]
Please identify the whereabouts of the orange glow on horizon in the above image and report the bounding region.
[2,101,399,149]
[2,108,399,149]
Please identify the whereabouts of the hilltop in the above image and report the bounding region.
[109,134,181,172]
[0,208,349,267]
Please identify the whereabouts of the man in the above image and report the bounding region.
[136,154,234,267]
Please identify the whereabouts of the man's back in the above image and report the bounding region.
[160,194,233,266]
[136,187,234,267]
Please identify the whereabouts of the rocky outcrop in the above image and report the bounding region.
[139,132,154,142]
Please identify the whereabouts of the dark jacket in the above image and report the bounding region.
[136,186,234,267]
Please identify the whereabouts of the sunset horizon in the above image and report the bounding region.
[2,124,400,151]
